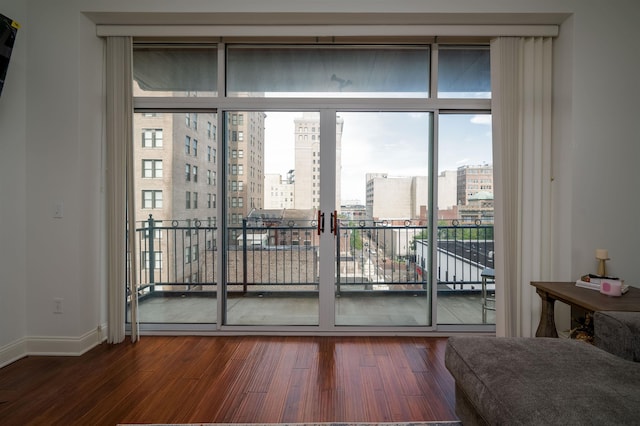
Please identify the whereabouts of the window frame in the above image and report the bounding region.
[131,41,493,333]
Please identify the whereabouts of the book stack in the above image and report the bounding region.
[575,274,629,294]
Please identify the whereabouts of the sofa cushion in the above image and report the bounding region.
[445,336,640,425]
[594,311,640,362]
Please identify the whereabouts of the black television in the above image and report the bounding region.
[0,13,19,97]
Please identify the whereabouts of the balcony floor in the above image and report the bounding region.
[135,291,495,327]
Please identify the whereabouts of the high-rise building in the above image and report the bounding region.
[293,113,344,210]
[134,112,218,228]
[133,111,267,283]
[227,112,266,225]
[133,112,219,286]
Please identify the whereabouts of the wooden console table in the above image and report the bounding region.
[531,281,640,337]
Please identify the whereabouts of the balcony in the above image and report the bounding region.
[130,216,495,327]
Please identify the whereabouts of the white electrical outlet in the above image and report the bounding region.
[53,201,63,218]
[54,298,63,314]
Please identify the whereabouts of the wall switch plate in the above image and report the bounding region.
[54,298,63,314]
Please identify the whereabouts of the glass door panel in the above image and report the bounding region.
[436,113,494,325]
[224,111,320,326]
[334,112,432,327]
[130,112,219,326]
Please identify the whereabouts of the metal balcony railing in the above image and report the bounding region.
[130,216,494,298]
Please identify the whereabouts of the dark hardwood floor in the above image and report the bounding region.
[0,336,459,426]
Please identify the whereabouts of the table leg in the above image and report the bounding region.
[535,288,559,337]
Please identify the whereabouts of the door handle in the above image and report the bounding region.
[330,210,338,236]
[317,210,325,235]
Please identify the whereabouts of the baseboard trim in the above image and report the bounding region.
[0,337,28,368]
[0,324,108,368]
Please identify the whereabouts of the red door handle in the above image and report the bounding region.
[317,210,325,235]
[330,210,338,236]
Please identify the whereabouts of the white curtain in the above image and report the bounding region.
[491,37,553,337]
[106,36,139,343]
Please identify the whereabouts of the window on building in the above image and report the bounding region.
[142,129,163,147]
[142,251,162,269]
[142,159,163,178]
[142,190,163,209]
[142,220,162,239]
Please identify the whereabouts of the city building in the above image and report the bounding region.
[341,203,367,220]
[456,164,494,206]
[365,172,459,221]
[227,112,266,223]
[264,172,294,209]
[133,112,218,286]
[459,191,495,224]
[438,170,458,210]
[366,174,428,220]
[293,113,344,210]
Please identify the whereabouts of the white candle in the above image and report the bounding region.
[595,249,609,260]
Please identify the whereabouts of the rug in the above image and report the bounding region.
[119,422,461,426]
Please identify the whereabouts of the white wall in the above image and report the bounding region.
[2,0,639,359]
[1,0,105,364]
[568,3,640,280]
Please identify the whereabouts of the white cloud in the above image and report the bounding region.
[470,115,492,125]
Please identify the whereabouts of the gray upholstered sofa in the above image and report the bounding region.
[445,311,640,425]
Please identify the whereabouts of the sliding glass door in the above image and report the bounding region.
[224,111,321,326]
[130,111,219,325]
[334,112,433,327]
[129,42,494,333]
